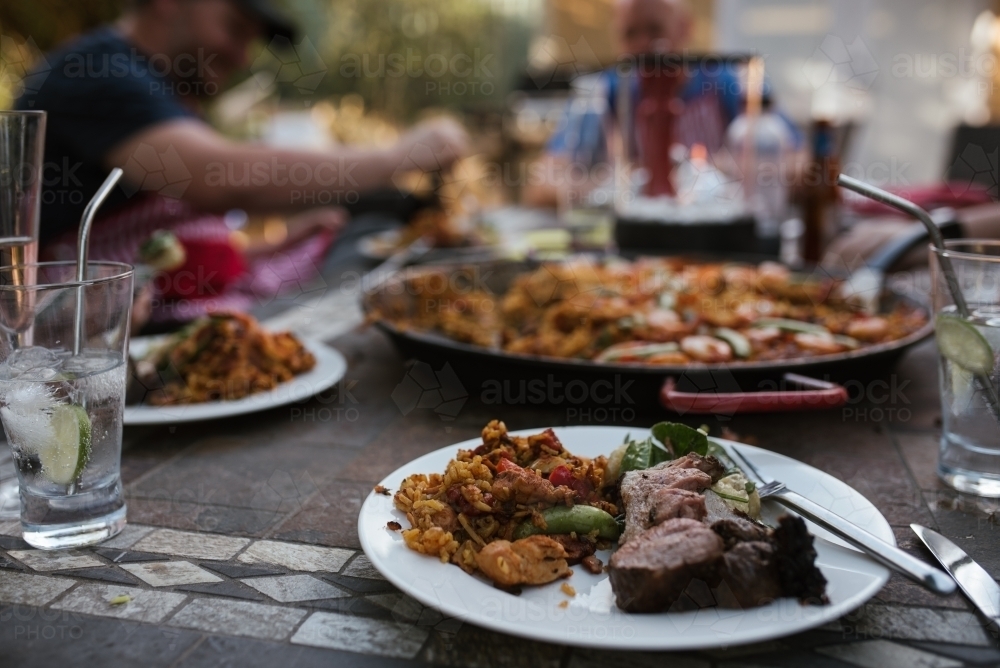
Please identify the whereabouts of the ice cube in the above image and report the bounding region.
[3,347,63,381]
[0,381,59,455]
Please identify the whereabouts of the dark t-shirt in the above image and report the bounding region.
[15,27,195,243]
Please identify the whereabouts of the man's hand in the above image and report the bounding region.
[390,117,469,173]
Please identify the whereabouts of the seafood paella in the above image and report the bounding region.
[368,257,928,366]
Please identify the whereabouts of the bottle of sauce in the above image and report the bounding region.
[801,119,840,263]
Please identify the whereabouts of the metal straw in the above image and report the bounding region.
[73,168,123,354]
[837,173,1000,420]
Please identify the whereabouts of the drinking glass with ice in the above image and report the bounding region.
[0,262,132,548]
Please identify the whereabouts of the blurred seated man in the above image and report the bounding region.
[522,0,794,209]
[17,0,467,326]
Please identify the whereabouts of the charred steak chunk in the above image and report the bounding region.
[619,466,713,544]
[717,541,784,608]
[774,515,828,604]
[711,517,770,549]
[665,453,727,482]
[649,488,707,525]
[609,518,725,613]
[549,534,598,564]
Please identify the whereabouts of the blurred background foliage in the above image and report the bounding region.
[0,0,540,120]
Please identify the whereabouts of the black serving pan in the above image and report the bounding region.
[363,256,934,412]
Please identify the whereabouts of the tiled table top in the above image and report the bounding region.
[2,262,1000,666]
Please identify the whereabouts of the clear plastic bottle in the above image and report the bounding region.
[726,97,797,242]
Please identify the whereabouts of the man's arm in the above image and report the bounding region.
[105,117,468,213]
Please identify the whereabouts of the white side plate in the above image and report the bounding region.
[124,338,347,425]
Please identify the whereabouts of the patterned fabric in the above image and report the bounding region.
[43,193,336,325]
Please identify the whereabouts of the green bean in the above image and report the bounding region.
[512,505,620,541]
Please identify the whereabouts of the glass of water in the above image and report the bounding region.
[932,240,1000,497]
[0,261,132,548]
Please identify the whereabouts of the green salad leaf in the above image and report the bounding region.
[651,422,708,458]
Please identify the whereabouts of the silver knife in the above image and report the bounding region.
[727,446,956,595]
[912,523,1000,626]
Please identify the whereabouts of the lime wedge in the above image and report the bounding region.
[935,314,995,375]
[39,404,91,486]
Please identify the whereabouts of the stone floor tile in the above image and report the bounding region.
[302,596,394,618]
[0,571,74,606]
[0,556,23,570]
[59,566,139,585]
[96,524,154,549]
[0,535,30,550]
[844,603,992,647]
[0,521,21,536]
[241,574,349,602]
[341,554,384,579]
[893,432,942,491]
[52,582,186,623]
[127,436,354,511]
[93,547,169,564]
[236,540,353,572]
[199,562,285,578]
[715,650,852,668]
[173,632,416,668]
[7,549,103,571]
[366,592,425,622]
[290,611,429,659]
[817,640,962,668]
[2,608,203,668]
[132,528,250,561]
[568,650,709,668]
[125,498,285,536]
[323,573,397,594]
[420,624,566,668]
[909,641,1000,665]
[269,480,373,550]
[172,580,265,601]
[120,561,223,587]
[168,597,307,641]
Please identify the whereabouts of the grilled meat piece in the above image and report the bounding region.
[709,515,828,608]
[475,535,570,586]
[581,554,603,574]
[717,541,784,608]
[665,453,726,482]
[619,466,713,544]
[649,488,707,525]
[491,469,575,507]
[609,518,725,613]
[774,515,828,604]
[549,534,598,564]
[711,517,770,549]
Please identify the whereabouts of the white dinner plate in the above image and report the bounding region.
[358,426,892,651]
[124,338,347,425]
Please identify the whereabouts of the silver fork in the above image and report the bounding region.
[729,447,956,595]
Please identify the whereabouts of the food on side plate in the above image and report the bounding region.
[368,208,490,256]
[390,420,828,612]
[128,312,315,405]
[369,257,928,365]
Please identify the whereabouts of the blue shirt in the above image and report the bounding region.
[16,27,196,243]
[546,66,799,165]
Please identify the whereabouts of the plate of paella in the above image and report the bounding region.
[358,421,892,650]
[124,313,347,425]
